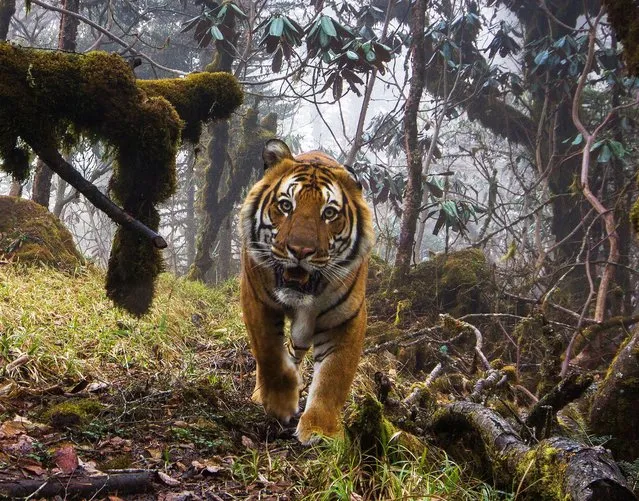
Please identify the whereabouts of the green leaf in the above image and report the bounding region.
[216,4,228,20]
[608,140,626,159]
[425,180,444,198]
[346,50,359,61]
[597,144,612,163]
[270,17,284,37]
[534,49,549,66]
[211,25,224,41]
[571,133,583,146]
[228,3,247,19]
[365,48,376,62]
[319,30,329,48]
[320,16,337,38]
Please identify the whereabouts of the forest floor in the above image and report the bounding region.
[0,264,511,500]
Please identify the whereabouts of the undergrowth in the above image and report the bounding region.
[0,264,244,385]
[0,264,510,499]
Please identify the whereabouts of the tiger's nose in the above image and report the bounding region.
[288,244,316,260]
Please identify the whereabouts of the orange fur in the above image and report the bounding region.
[239,140,373,443]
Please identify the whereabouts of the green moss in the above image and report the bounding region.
[367,249,492,322]
[42,398,104,430]
[604,0,639,75]
[0,44,243,314]
[515,444,569,501]
[0,196,83,270]
[138,72,242,143]
[631,194,639,235]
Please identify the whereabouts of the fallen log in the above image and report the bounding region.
[524,372,593,441]
[0,470,155,499]
[431,401,635,500]
[589,328,639,460]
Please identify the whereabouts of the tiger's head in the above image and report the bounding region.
[240,139,373,304]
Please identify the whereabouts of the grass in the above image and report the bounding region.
[0,264,245,385]
[0,263,512,499]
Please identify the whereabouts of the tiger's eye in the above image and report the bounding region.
[323,207,338,220]
[278,199,293,213]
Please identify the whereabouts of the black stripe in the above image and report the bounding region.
[313,338,330,348]
[249,183,269,245]
[314,345,337,363]
[344,204,363,263]
[318,266,361,318]
[292,343,309,351]
[315,296,364,335]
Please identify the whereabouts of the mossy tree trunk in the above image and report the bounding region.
[184,150,196,269]
[393,0,426,283]
[214,214,232,283]
[0,0,14,41]
[31,0,80,209]
[188,13,236,283]
[189,119,231,282]
[589,328,639,460]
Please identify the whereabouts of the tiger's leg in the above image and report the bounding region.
[241,278,299,423]
[296,305,366,444]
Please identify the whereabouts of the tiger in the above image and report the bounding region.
[239,138,374,444]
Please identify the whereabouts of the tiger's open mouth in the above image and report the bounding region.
[275,266,322,295]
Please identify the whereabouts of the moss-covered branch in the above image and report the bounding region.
[0,43,243,313]
[30,142,167,249]
[431,401,635,500]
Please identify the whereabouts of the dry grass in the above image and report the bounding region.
[0,264,245,386]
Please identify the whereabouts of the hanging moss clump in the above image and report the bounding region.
[603,0,639,76]
[0,43,243,314]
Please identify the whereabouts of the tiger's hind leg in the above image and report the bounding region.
[241,279,300,423]
[296,306,366,444]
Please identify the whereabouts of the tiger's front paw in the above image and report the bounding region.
[252,367,300,424]
[296,405,341,444]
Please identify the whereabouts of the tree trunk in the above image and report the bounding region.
[189,119,230,282]
[31,158,54,207]
[589,328,639,460]
[184,151,196,270]
[31,0,80,207]
[8,179,22,197]
[393,0,427,282]
[0,0,15,40]
[214,215,232,283]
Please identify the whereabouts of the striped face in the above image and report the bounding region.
[240,140,369,304]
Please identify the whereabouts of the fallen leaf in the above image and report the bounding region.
[0,420,26,439]
[54,444,79,474]
[157,471,180,486]
[3,434,35,455]
[158,492,194,501]
[21,462,47,476]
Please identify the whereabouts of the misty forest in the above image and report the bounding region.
[1,0,639,499]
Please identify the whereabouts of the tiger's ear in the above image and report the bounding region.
[343,164,363,191]
[263,139,294,171]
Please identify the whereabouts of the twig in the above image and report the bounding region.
[404,362,444,406]
[29,0,187,76]
[444,315,491,371]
